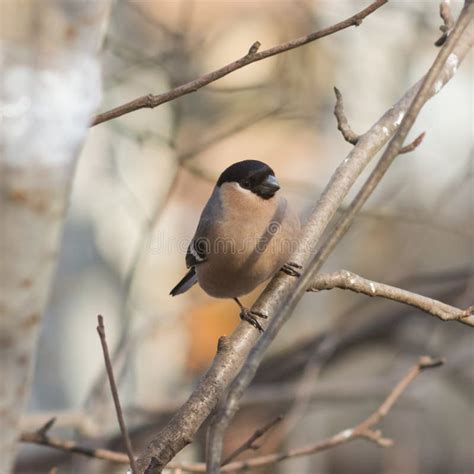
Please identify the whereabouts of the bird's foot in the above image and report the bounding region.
[239,308,267,333]
[281,261,302,277]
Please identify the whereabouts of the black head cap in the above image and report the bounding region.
[217,160,280,199]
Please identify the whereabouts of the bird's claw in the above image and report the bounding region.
[281,261,302,277]
[240,308,267,332]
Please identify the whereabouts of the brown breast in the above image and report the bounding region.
[196,183,300,298]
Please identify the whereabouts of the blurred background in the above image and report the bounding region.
[16,1,473,473]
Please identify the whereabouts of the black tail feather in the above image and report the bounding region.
[170,268,197,296]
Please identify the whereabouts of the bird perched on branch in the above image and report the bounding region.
[170,160,301,331]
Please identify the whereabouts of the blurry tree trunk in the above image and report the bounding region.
[0,1,111,471]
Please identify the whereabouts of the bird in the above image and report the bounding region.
[170,159,301,331]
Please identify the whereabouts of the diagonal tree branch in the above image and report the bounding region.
[206,4,474,472]
[91,0,388,126]
[308,270,474,324]
[135,5,473,473]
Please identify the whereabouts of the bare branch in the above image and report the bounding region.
[246,41,261,56]
[92,0,388,126]
[435,0,455,46]
[97,315,138,474]
[332,89,427,154]
[20,411,103,438]
[308,270,474,325]
[221,415,282,466]
[399,131,426,153]
[36,417,57,438]
[358,356,444,428]
[333,87,360,145]
[20,431,130,465]
[20,357,442,473]
[206,5,474,472]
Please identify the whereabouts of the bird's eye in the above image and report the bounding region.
[240,179,251,189]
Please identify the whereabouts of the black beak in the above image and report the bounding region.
[256,174,280,198]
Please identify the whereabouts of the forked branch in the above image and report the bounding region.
[309,270,474,325]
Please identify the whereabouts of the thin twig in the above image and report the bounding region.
[333,87,360,145]
[92,0,388,126]
[36,417,56,437]
[97,315,138,473]
[435,0,455,46]
[353,356,444,435]
[308,270,474,324]
[333,87,425,152]
[20,431,130,464]
[20,357,443,473]
[398,131,426,153]
[221,415,283,466]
